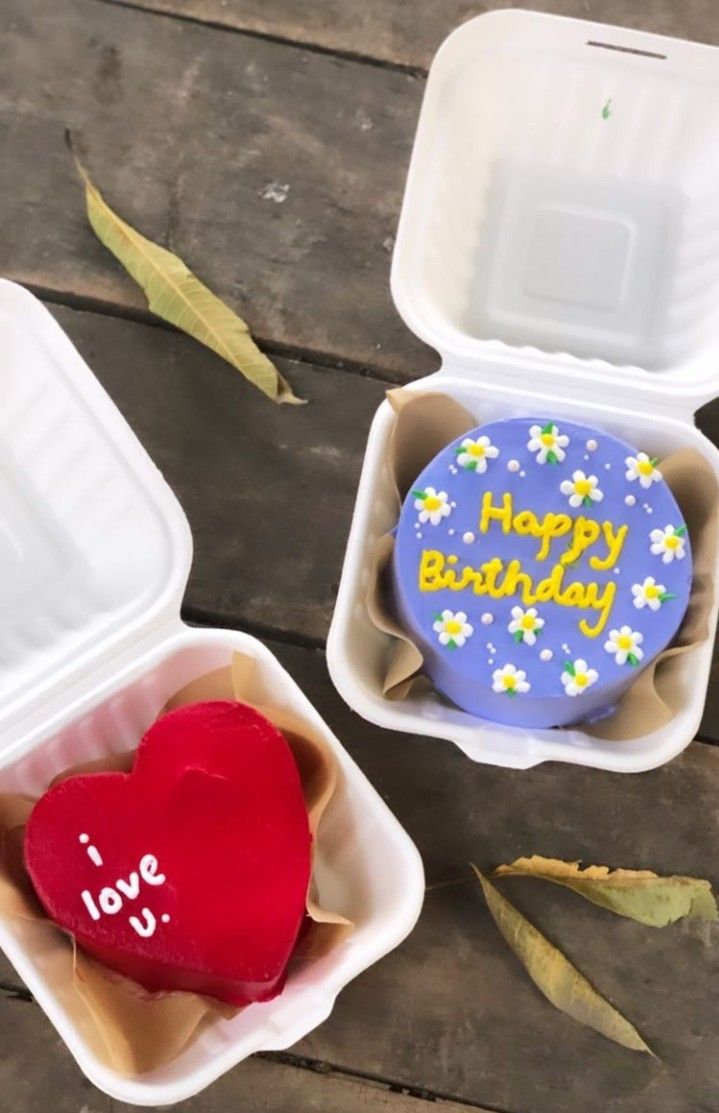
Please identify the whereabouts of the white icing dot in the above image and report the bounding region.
[415,532,422,539]
[614,567,620,574]
[646,507,653,514]
[449,465,458,474]
[488,658,494,665]
[507,459,520,472]
[604,462,611,470]
[450,501,457,508]
[480,612,493,625]
[519,470,526,478]
[462,531,475,544]
[586,439,598,452]
[583,455,589,461]
[448,529,455,536]
[161,914,171,924]
[79,834,89,844]
[625,494,636,506]
[539,648,554,662]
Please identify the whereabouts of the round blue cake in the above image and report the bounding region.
[392,417,692,727]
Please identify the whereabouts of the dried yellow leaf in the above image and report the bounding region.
[69,139,303,405]
[472,866,652,1054]
[494,856,717,927]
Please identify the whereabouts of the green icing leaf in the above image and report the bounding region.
[541,421,555,435]
[564,659,576,677]
[546,450,558,465]
[675,524,688,537]
[411,489,427,501]
[513,629,524,643]
[627,652,639,667]
[659,592,676,602]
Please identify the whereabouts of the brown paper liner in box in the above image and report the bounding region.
[367,389,718,741]
[0,652,352,1075]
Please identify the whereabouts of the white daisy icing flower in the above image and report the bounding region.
[492,663,530,697]
[650,524,687,564]
[625,452,662,489]
[604,626,644,667]
[527,421,569,465]
[432,609,474,649]
[560,658,599,696]
[412,486,452,526]
[631,576,675,611]
[507,605,545,646]
[455,435,499,474]
[559,470,604,509]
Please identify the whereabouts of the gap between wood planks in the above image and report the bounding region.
[0,988,503,1113]
[92,0,428,77]
[29,284,412,388]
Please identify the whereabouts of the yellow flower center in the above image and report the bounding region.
[638,460,654,476]
[467,443,486,458]
[445,619,462,635]
[503,675,516,691]
[665,534,679,550]
[521,615,536,630]
[540,433,555,447]
[424,495,442,511]
[617,634,633,651]
[575,672,589,688]
[574,478,592,497]
[645,584,660,599]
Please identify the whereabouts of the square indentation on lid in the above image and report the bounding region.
[524,206,633,311]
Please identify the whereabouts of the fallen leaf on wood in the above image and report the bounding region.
[68,134,303,405]
[494,856,717,927]
[472,865,653,1054]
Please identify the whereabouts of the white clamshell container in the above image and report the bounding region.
[0,280,424,1105]
[328,10,719,773]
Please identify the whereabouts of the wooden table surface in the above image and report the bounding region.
[2,1,719,1110]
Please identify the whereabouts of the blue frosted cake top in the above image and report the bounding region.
[392,417,693,725]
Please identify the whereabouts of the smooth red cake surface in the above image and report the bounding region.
[24,701,312,1006]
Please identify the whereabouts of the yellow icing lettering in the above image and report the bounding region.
[561,517,601,565]
[535,512,573,562]
[480,557,504,594]
[535,563,565,602]
[499,559,537,604]
[513,510,538,536]
[589,522,629,571]
[479,491,513,534]
[418,550,446,591]
[579,581,616,637]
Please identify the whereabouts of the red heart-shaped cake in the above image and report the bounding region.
[24,701,312,1006]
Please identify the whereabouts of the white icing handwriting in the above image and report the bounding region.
[78,839,168,939]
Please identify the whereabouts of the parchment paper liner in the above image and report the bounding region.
[0,651,352,1075]
[367,389,717,740]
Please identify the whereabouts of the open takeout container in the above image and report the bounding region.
[327,10,719,772]
[0,280,424,1105]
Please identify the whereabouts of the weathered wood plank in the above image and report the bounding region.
[0,0,433,378]
[0,998,483,1113]
[275,641,719,1113]
[1,638,719,1110]
[47,302,388,643]
[106,0,719,72]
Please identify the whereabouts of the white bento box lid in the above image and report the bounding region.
[391,9,719,417]
[0,279,192,754]
[327,10,719,772]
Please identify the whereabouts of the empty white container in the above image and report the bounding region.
[0,280,424,1105]
[328,10,719,772]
